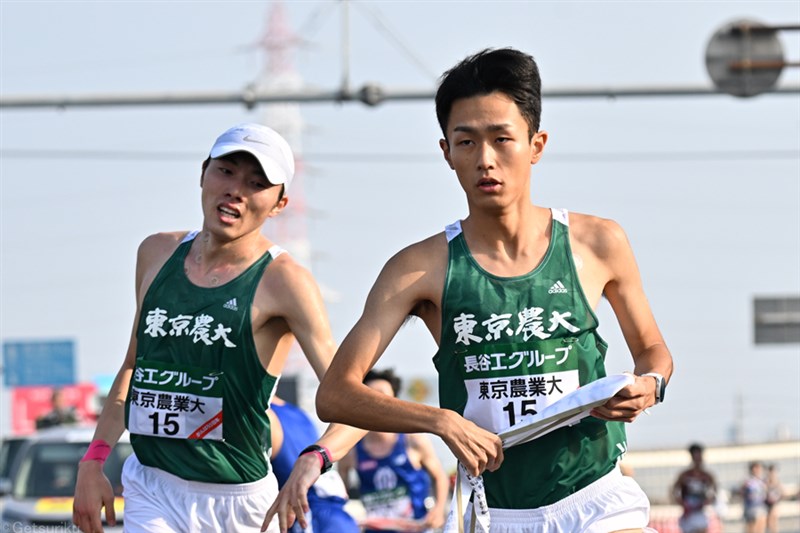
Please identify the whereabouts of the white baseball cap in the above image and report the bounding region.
[208,123,295,191]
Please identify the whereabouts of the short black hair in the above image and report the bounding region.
[364,368,402,397]
[435,47,542,142]
[688,443,703,454]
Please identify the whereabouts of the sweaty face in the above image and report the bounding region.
[440,92,546,211]
[200,152,285,239]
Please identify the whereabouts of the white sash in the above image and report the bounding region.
[443,373,636,533]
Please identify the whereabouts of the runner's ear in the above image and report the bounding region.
[530,131,548,165]
[200,157,211,186]
[268,196,289,218]
[439,139,455,170]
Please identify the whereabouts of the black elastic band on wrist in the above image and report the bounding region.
[299,444,333,474]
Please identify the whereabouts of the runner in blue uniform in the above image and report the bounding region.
[338,369,449,533]
[269,397,358,533]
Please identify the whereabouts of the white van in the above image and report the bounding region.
[0,425,132,532]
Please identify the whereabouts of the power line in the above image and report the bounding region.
[1,148,797,163]
[2,84,799,109]
[350,1,439,81]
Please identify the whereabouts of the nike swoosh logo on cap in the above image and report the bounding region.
[243,135,271,146]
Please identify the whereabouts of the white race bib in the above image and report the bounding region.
[462,369,580,433]
[128,360,224,440]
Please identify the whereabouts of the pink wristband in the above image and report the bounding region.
[319,445,332,464]
[299,444,333,473]
[303,450,324,470]
[80,439,111,464]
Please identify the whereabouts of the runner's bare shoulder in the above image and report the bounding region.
[389,231,448,273]
[382,232,449,293]
[256,249,319,299]
[566,212,630,261]
[134,231,190,291]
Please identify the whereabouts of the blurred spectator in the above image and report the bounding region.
[672,442,717,533]
[765,463,783,533]
[338,368,449,533]
[267,396,359,533]
[742,461,768,533]
[35,388,79,429]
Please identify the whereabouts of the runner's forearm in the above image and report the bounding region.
[315,423,367,462]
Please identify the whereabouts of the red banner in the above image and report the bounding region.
[11,383,98,435]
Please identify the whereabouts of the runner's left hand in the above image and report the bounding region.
[590,376,654,422]
[262,453,321,532]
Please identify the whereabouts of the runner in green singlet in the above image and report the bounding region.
[72,123,364,533]
[313,48,674,533]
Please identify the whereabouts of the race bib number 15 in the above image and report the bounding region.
[128,360,224,440]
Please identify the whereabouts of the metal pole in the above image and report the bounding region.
[731,23,800,33]
[340,0,351,100]
[1,84,799,110]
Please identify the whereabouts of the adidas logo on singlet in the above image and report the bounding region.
[548,281,568,294]
[223,298,239,311]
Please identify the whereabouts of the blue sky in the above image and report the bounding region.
[1,1,799,456]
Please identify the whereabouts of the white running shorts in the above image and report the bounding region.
[121,453,280,532]
[462,467,652,533]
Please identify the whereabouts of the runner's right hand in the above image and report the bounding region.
[73,460,116,533]
[439,409,503,477]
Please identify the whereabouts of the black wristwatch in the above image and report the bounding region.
[299,444,333,474]
[640,372,666,404]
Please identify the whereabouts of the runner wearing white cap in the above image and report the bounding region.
[72,123,364,533]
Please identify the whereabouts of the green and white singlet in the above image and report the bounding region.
[125,231,280,484]
[434,208,627,509]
